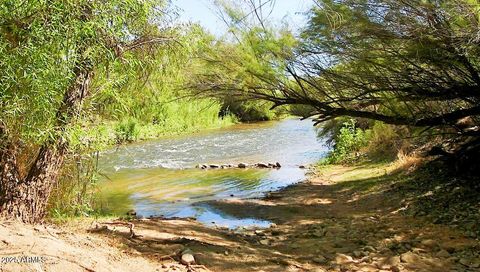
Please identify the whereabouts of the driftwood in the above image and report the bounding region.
[88,221,140,238]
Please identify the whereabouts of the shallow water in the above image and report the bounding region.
[97,119,329,228]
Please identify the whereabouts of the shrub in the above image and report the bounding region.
[115,118,140,143]
[365,122,400,161]
[323,119,371,164]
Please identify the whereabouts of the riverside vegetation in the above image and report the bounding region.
[1,0,480,272]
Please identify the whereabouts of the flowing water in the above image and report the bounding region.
[97,119,329,228]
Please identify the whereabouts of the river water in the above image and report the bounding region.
[97,119,328,228]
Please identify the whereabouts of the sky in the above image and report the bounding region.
[173,0,315,36]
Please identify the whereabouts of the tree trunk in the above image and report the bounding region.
[0,65,93,223]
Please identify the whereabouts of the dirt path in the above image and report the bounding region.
[1,163,479,272]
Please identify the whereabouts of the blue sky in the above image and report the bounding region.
[173,0,314,36]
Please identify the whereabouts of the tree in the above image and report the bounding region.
[0,0,171,222]
[194,0,480,135]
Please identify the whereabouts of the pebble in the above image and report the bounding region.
[420,239,438,249]
[391,266,400,272]
[459,258,471,267]
[437,249,450,258]
[353,251,363,258]
[255,230,265,236]
[259,239,270,245]
[400,252,420,263]
[335,253,353,264]
[181,253,195,265]
[385,256,400,266]
[363,246,376,252]
[312,255,328,264]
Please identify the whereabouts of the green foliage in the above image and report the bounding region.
[115,118,140,143]
[221,99,277,122]
[0,0,167,145]
[365,122,401,161]
[48,154,100,218]
[323,119,371,164]
[189,2,298,121]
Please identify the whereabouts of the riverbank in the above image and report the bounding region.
[2,161,479,272]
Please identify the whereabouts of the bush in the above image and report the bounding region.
[323,119,371,164]
[365,122,401,161]
[115,118,140,143]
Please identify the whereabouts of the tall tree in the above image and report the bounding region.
[0,0,171,222]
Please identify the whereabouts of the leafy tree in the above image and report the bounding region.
[0,0,171,222]
[194,0,480,164]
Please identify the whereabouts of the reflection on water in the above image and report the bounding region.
[98,119,328,228]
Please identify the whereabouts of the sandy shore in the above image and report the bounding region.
[1,163,479,272]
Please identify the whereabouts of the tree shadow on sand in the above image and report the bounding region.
[92,164,480,272]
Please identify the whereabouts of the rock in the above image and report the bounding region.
[353,251,363,258]
[412,247,427,254]
[254,230,265,236]
[126,209,136,216]
[385,256,400,266]
[391,266,400,272]
[209,164,220,168]
[238,163,248,168]
[259,239,270,245]
[181,253,195,265]
[459,258,471,267]
[437,249,450,258]
[363,246,376,252]
[275,162,281,168]
[420,239,439,249]
[299,165,306,169]
[256,163,270,168]
[271,230,281,236]
[335,254,354,264]
[400,252,420,263]
[312,255,328,264]
[471,261,480,269]
[201,164,208,169]
[444,245,456,253]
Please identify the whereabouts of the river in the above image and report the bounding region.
[97,119,328,228]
